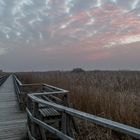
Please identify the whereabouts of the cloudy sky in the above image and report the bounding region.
[0,0,140,71]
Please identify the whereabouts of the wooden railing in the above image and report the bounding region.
[13,74,24,109]
[13,75,140,140]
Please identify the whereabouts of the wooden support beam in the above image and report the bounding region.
[31,102,38,138]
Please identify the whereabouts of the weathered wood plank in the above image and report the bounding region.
[0,75,26,140]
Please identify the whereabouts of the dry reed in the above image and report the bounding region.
[16,71,140,140]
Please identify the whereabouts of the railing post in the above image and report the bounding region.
[61,94,67,134]
[41,84,44,92]
[62,112,67,134]
[27,96,32,139]
[62,93,73,137]
[32,101,39,139]
[39,115,47,140]
[27,96,40,139]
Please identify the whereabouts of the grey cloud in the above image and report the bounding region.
[0,0,140,71]
[0,0,140,44]
[70,0,95,13]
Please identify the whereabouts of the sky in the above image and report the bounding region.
[0,0,140,71]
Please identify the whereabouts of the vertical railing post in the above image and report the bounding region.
[27,96,32,138]
[27,96,39,139]
[39,113,47,140]
[62,93,72,137]
[41,84,44,92]
[32,101,39,139]
[62,94,67,134]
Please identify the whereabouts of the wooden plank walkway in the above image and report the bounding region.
[0,75,26,140]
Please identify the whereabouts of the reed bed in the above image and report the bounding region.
[16,71,140,140]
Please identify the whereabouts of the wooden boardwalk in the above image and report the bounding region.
[0,75,26,140]
[0,75,140,140]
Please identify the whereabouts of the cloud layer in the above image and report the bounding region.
[0,0,140,71]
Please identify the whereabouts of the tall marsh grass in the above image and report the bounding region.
[16,71,140,139]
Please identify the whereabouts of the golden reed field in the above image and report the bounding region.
[16,71,140,140]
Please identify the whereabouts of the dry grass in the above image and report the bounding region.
[16,71,140,140]
[0,72,5,77]
[0,72,9,77]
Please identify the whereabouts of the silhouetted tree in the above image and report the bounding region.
[71,68,85,73]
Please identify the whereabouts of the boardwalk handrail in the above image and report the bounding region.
[12,75,69,109]
[27,93,140,140]
[13,75,22,104]
[13,75,140,140]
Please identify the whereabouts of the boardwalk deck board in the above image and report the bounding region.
[0,76,26,140]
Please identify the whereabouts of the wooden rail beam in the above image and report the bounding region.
[28,94,140,139]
